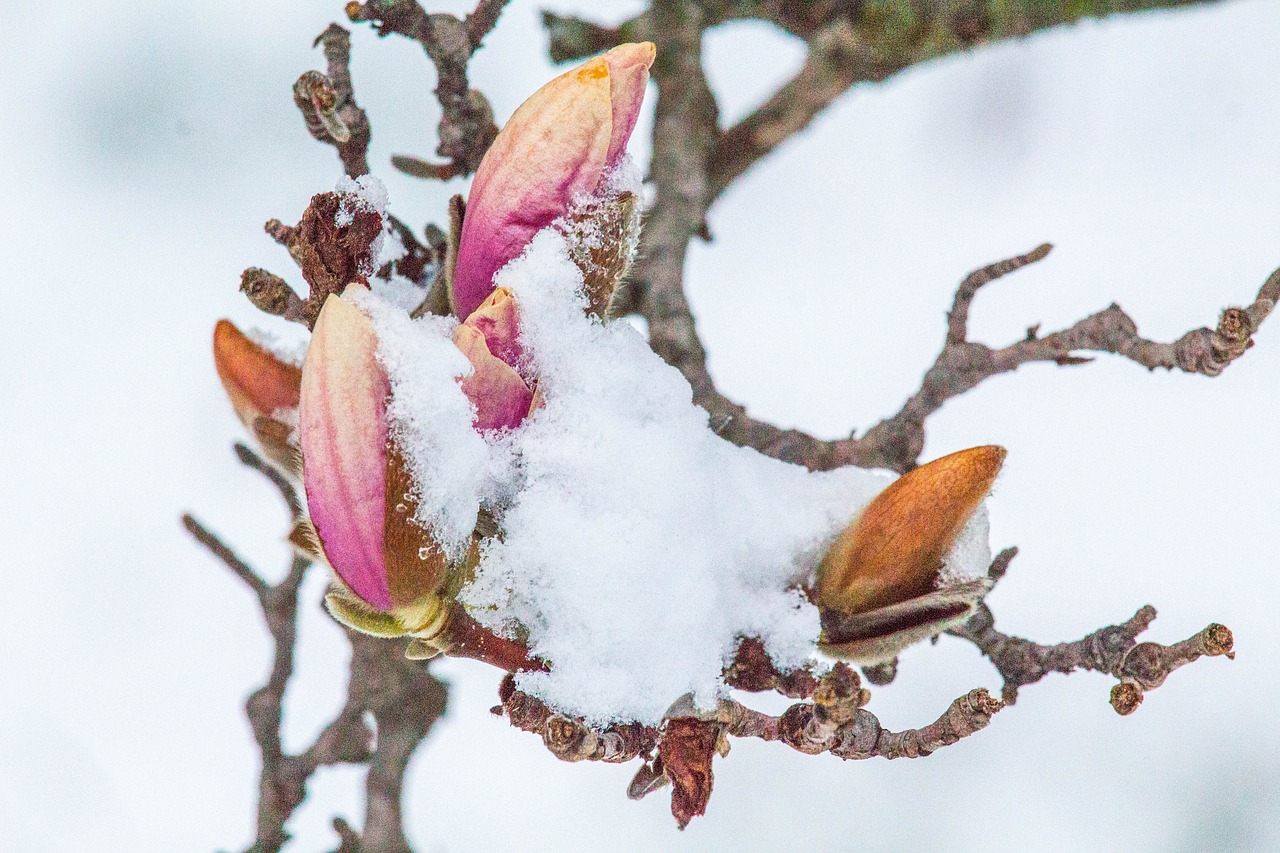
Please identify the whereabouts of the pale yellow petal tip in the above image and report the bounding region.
[608,42,656,68]
[324,589,409,638]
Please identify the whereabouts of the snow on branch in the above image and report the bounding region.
[190,0,1257,843]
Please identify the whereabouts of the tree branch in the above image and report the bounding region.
[948,549,1235,712]
[186,445,446,852]
[295,24,371,179]
[857,250,1280,470]
[346,0,509,178]
[551,1,1254,474]
[951,600,1235,713]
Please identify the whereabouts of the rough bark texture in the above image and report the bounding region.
[186,0,1263,842]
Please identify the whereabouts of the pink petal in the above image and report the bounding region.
[452,44,655,321]
[452,324,534,433]
[300,291,393,611]
[460,287,523,370]
[602,43,655,168]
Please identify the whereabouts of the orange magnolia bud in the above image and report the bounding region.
[815,445,1006,663]
[212,319,303,474]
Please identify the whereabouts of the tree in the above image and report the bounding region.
[184,2,1271,849]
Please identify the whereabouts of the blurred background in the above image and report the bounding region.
[1,0,1278,850]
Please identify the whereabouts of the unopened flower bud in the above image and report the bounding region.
[239,267,299,317]
[451,43,655,320]
[212,320,303,475]
[816,445,1006,663]
[300,288,450,633]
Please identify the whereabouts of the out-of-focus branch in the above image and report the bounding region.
[547,1,1221,206]
[345,0,509,178]
[644,231,1278,474]
[295,24,371,178]
[255,24,442,329]
[185,445,446,852]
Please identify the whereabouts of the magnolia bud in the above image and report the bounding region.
[815,445,1006,664]
[212,320,303,476]
[451,43,654,320]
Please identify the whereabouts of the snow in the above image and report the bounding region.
[355,197,994,724]
[243,325,308,368]
[334,173,388,220]
[368,273,424,312]
[7,1,1280,850]
[335,173,398,279]
[347,289,502,562]
[937,504,992,588]
[462,229,885,723]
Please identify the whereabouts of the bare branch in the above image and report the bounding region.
[294,24,371,179]
[233,442,304,519]
[857,252,1280,471]
[554,2,1255,474]
[181,514,269,598]
[950,598,1234,711]
[718,665,1002,761]
[708,1,1223,201]
[186,446,446,852]
[346,0,509,178]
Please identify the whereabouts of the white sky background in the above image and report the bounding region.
[1,0,1278,849]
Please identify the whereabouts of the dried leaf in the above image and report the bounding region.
[659,718,719,829]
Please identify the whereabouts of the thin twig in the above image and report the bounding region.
[950,601,1234,711]
[186,446,446,852]
[346,0,510,178]
[550,1,1249,476]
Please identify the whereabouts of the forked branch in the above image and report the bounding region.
[184,445,446,852]
[947,548,1235,713]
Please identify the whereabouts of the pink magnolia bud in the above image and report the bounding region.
[454,287,534,432]
[451,42,655,320]
[299,286,537,629]
[299,288,446,618]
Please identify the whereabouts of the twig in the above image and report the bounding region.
[549,1,1250,475]
[346,0,509,178]
[950,600,1234,712]
[716,665,1002,761]
[186,445,446,852]
[295,24,371,178]
[856,251,1280,470]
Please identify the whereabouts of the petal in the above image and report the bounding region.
[460,286,523,370]
[452,44,654,320]
[212,319,301,424]
[816,445,1006,615]
[452,324,534,432]
[602,42,655,167]
[300,292,393,610]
